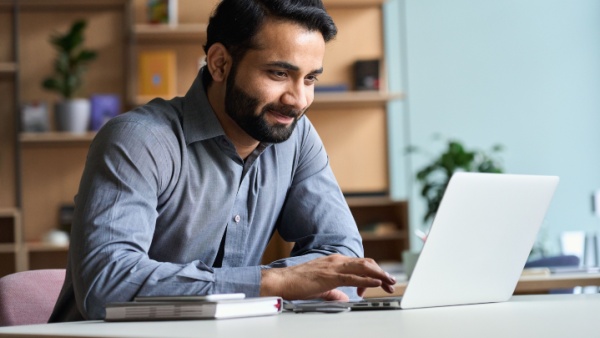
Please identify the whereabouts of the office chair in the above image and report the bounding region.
[0,269,65,326]
[525,255,581,294]
[525,255,580,269]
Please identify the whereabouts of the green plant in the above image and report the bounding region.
[410,138,504,225]
[42,20,98,99]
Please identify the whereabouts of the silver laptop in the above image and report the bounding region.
[287,172,559,311]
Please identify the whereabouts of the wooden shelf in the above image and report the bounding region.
[133,23,208,41]
[25,242,69,252]
[0,62,17,74]
[0,1,14,10]
[324,0,386,8]
[0,208,19,218]
[346,196,398,207]
[348,199,409,262]
[0,244,17,253]
[0,208,21,275]
[312,91,404,108]
[20,132,96,144]
[133,91,403,109]
[18,0,127,10]
[360,231,407,241]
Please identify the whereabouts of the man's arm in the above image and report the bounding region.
[258,118,396,300]
[70,116,263,319]
[260,254,395,300]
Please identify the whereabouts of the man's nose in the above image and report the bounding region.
[281,81,309,110]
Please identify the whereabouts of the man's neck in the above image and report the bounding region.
[206,83,259,160]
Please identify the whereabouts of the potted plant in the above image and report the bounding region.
[42,20,98,133]
[410,137,504,226]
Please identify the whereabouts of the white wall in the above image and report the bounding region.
[386,0,600,253]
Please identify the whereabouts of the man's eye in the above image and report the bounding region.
[305,75,319,84]
[270,71,287,78]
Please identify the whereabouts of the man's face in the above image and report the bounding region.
[224,19,326,143]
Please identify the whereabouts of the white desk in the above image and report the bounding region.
[0,294,598,338]
[364,272,600,298]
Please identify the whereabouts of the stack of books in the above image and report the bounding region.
[105,294,282,321]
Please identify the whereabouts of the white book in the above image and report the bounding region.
[168,0,178,26]
[105,296,282,321]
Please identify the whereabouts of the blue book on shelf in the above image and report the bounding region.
[90,94,121,131]
[314,84,349,93]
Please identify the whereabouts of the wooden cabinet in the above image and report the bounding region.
[130,0,409,263]
[0,0,20,277]
[0,208,24,277]
[129,0,403,195]
[128,0,213,106]
[347,198,409,262]
[19,134,94,270]
[0,1,19,215]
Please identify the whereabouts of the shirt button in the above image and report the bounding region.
[234,215,241,223]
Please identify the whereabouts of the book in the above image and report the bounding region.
[105,296,282,321]
[138,50,177,98]
[314,84,349,93]
[134,293,246,302]
[147,0,178,26]
[90,94,121,131]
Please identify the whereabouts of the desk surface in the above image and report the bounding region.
[364,272,600,298]
[0,294,599,338]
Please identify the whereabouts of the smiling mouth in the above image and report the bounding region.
[268,110,296,125]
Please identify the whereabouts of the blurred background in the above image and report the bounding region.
[385,0,600,257]
[0,0,599,276]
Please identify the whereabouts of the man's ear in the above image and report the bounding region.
[206,43,231,83]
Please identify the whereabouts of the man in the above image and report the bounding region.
[50,0,395,322]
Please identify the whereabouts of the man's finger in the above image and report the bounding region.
[319,289,350,301]
[337,259,396,285]
[337,274,384,288]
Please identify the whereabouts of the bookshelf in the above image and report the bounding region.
[0,208,23,277]
[0,0,129,275]
[0,0,20,277]
[346,198,409,262]
[129,0,403,193]
[0,0,409,276]
[129,0,409,263]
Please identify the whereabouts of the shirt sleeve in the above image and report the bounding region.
[266,117,365,267]
[69,116,261,320]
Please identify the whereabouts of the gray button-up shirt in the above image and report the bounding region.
[50,70,363,321]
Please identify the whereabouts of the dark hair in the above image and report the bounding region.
[202,0,337,85]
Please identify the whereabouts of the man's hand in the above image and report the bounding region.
[260,254,396,301]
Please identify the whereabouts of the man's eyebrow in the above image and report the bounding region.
[311,67,324,75]
[266,62,323,74]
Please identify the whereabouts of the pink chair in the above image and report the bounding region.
[0,269,65,326]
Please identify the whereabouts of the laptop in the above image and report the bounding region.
[287,172,559,312]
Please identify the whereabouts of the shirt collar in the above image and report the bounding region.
[181,68,274,153]
[182,68,226,145]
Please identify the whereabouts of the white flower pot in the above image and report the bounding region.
[55,99,91,133]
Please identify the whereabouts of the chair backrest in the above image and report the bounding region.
[0,269,65,326]
[525,255,580,268]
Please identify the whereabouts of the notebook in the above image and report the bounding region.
[288,172,559,311]
[105,296,282,321]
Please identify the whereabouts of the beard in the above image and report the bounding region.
[224,69,305,143]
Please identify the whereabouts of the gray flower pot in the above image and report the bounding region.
[55,99,91,133]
